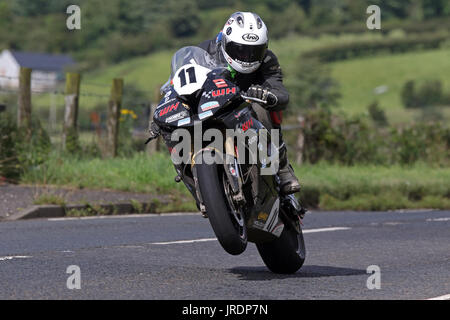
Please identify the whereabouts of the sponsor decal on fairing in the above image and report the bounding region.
[177,117,191,126]
[198,110,213,120]
[200,101,220,112]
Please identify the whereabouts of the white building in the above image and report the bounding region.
[0,50,75,91]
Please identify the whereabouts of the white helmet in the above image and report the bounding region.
[220,12,269,74]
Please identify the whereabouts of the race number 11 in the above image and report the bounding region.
[178,67,197,87]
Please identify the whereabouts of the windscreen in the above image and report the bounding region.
[161,46,226,94]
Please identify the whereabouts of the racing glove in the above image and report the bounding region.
[145,121,161,144]
[245,85,278,108]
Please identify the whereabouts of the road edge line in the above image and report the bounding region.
[4,203,199,221]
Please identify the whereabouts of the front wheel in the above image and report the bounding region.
[256,226,306,274]
[196,162,247,255]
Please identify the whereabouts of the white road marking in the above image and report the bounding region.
[47,212,200,221]
[0,255,32,261]
[426,218,450,222]
[427,294,450,300]
[150,238,218,245]
[303,227,351,234]
[114,245,145,249]
[149,227,352,245]
[383,222,405,226]
[395,209,435,213]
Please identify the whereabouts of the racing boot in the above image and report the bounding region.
[278,144,301,195]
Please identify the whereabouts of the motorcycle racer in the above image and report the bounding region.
[198,12,300,195]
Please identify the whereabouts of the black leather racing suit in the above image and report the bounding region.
[199,38,300,195]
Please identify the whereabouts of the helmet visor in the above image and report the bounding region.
[225,41,267,63]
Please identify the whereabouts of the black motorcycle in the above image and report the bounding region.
[148,46,306,274]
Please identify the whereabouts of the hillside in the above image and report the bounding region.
[34,34,450,125]
[330,46,450,122]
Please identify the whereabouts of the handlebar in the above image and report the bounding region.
[240,94,267,105]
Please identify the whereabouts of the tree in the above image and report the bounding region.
[286,58,341,111]
[367,101,388,127]
[9,0,76,16]
[268,2,308,37]
[422,0,450,18]
[165,0,201,38]
[370,0,412,19]
[0,1,13,47]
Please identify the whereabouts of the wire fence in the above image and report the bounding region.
[0,73,157,151]
[0,71,305,159]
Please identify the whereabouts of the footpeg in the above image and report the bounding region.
[174,175,182,183]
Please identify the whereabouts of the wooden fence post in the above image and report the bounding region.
[106,78,123,157]
[18,67,32,140]
[147,85,163,155]
[63,73,81,151]
[296,115,305,165]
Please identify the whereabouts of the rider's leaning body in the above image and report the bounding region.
[149,12,300,195]
[198,12,300,195]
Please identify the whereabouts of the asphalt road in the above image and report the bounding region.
[0,210,449,300]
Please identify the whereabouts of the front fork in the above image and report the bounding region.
[190,139,245,215]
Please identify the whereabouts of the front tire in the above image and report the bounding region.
[256,225,306,274]
[196,162,247,255]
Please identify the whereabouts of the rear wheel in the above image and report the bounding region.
[196,162,247,255]
[256,225,306,274]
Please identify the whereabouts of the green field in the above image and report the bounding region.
[30,33,449,125]
[330,47,450,122]
[78,33,387,101]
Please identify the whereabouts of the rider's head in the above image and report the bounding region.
[219,12,268,74]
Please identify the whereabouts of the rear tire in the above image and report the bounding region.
[196,162,247,255]
[256,226,306,274]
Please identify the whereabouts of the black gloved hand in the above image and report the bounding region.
[245,85,278,108]
[145,121,161,144]
[147,121,161,142]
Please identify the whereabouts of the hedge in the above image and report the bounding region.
[301,33,449,62]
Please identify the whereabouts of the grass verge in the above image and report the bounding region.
[21,152,450,211]
[295,162,450,210]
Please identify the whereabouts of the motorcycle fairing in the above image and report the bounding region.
[153,91,191,128]
[196,73,240,119]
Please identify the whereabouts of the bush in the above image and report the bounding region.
[117,108,144,157]
[401,79,448,108]
[301,109,384,165]
[301,33,448,62]
[287,58,341,111]
[64,127,82,155]
[16,117,51,173]
[298,109,449,166]
[0,113,21,180]
[367,101,388,127]
[390,122,450,165]
[0,113,51,180]
[401,80,416,108]
[301,17,450,37]
[417,79,443,106]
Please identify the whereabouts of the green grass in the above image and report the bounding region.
[66,204,109,217]
[294,162,450,210]
[22,152,188,194]
[21,152,450,211]
[33,193,66,206]
[82,50,173,100]
[330,47,450,123]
